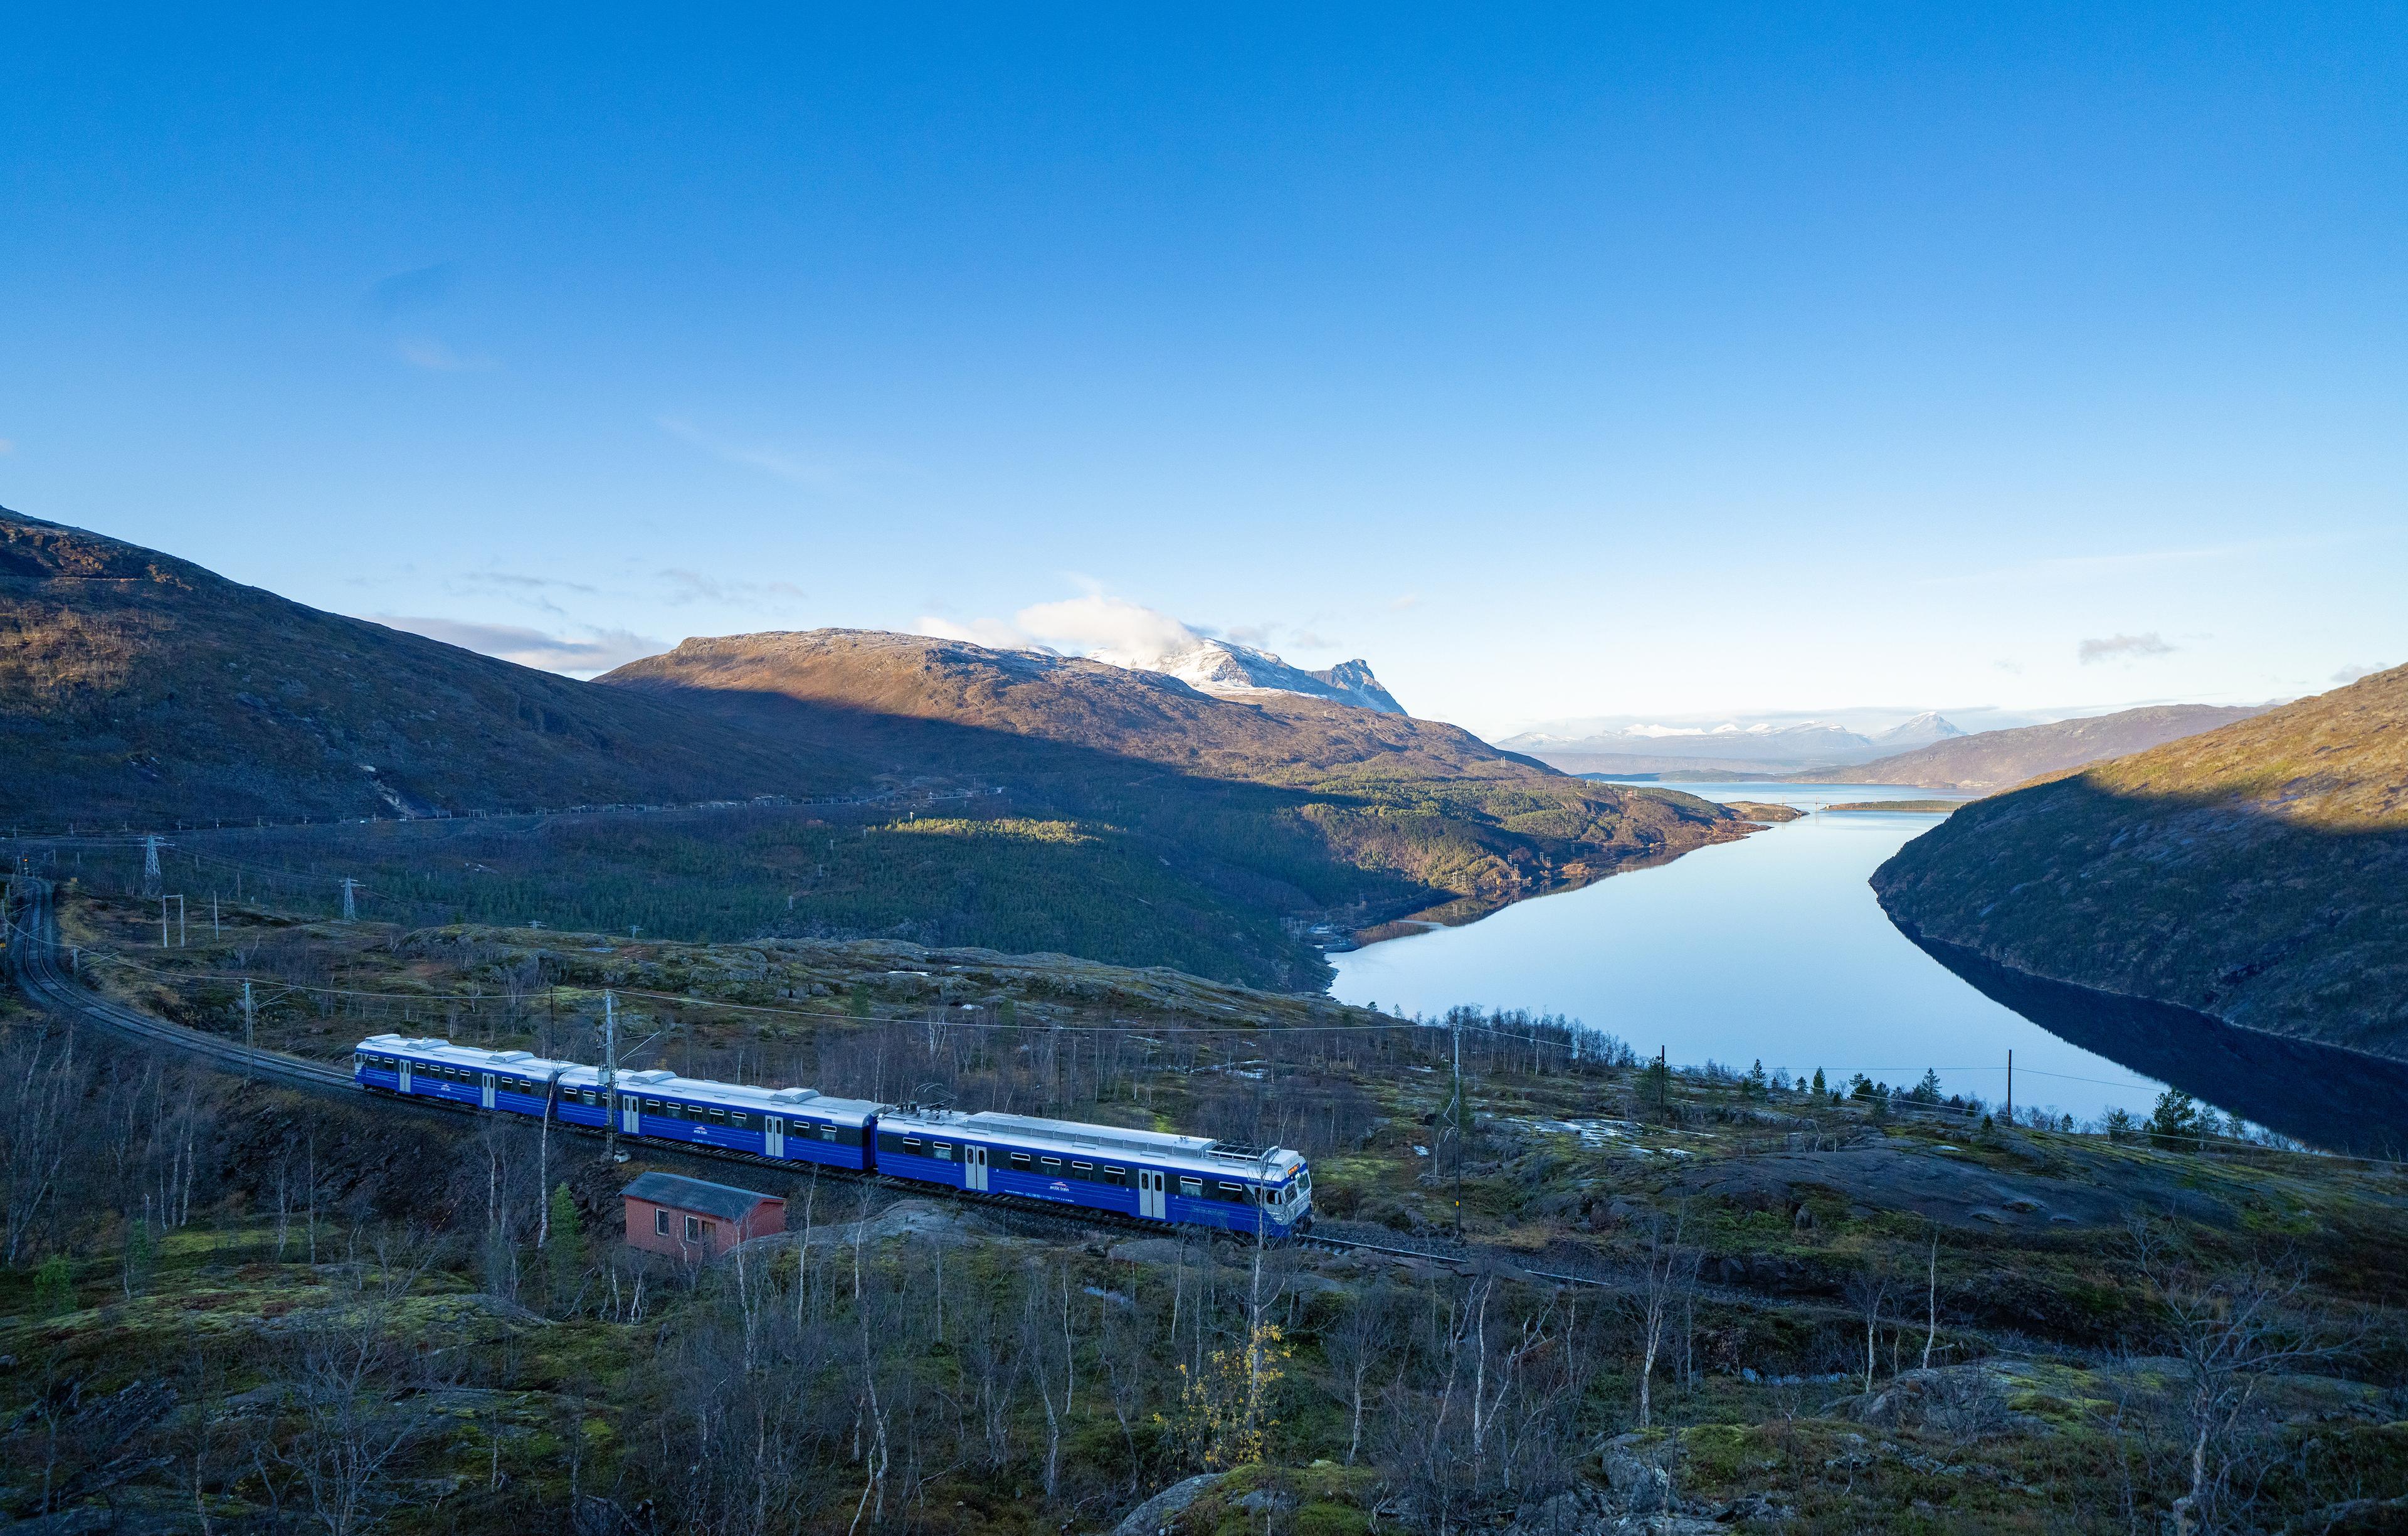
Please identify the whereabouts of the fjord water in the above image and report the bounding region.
[1331,783,2169,1124]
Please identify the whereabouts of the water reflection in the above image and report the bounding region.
[1331,779,2406,1154]
[1903,931,2408,1158]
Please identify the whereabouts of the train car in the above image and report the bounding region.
[353,1035,577,1118]
[554,1066,880,1169]
[874,1107,1312,1236]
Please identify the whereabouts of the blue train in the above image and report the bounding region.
[352,1034,1312,1237]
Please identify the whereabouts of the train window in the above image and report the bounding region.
[1071,1161,1092,1178]
[1104,1165,1125,1184]
[932,1142,951,1160]
[1180,1178,1202,1198]
[729,1113,748,1128]
[902,1137,922,1153]
[1217,1182,1244,1202]
[821,1125,838,1141]
[644,1099,661,1111]
[1009,1152,1032,1169]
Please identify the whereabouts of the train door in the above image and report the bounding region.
[480,1073,496,1110]
[621,1094,641,1135]
[1138,1168,1166,1221]
[964,1145,988,1192]
[766,1116,784,1158]
[397,1059,414,1094]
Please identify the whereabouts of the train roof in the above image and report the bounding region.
[556,1065,879,1125]
[883,1106,1304,1178]
[356,1035,581,1077]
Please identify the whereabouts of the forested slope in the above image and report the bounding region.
[1872,665,2408,1057]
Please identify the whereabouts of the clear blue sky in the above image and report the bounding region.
[4,6,2400,736]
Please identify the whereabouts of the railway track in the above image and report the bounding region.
[5,877,1561,1277]
[4,877,1814,1313]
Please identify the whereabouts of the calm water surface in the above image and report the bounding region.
[1330,783,2168,1123]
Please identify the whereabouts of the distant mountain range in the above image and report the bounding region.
[1504,711,1964,772]
[1873,667,2408,1058]
[1807,703,2269,791]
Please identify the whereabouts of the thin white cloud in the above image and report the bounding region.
[361,263,458,323]
[0,438,14,455]
[1390,592,1422,611]
[915,591,1351,672]
[659,567,808,608]
[2330,662,2391,685]
[369,614,665,677]
[1919,536,2345,589]
[914,615,1047,649]
[658,416,841,488]
[396,337,499,372]
[1015,595,1200,667]
[2078,632,2175,665]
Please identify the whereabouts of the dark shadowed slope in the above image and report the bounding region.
[601,629,1550,785]
[1872,665,2408,1058]
[601,628,1760,930]
[1798,704,2268,791]
[0,509,857,825]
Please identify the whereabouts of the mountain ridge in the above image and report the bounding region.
[1802,703,2270,791]
[0,507,853,825]
[1871,667,2408,1057]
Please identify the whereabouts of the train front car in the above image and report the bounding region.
[556,1066,879,1169]
[876,1108,1312,1236]
[353,1035,576,1117]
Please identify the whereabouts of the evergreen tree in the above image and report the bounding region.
[1914,1069,1943,1104]
[1745,1059,1769,1099]
[2103,1106,2136,1141]
[2147,1088,2202,1148]
[1810,1067,1827,1096]
[34,1253,73,1318]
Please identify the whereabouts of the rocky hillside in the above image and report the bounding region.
[0,509,852,825]
[0,511,1760,988]
[1817,703,2268,792]
[1872,667,2408,1057]
[605,629,1502,783]
[603,629,1761,948]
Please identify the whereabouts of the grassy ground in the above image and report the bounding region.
[9,903,2407,1533]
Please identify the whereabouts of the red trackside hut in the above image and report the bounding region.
[621,1171,785,1259]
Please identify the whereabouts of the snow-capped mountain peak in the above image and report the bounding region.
[1871,711,1966,748]
[1092,636,1406,715]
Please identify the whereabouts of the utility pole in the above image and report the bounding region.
[242,981,255,1048]
[340,878,359,922]
[212,895,219,938]
[1450,1014,1464,1241]
[602,990,620,1165]
[142,834,163,894]
[2005,1049,2012,1125]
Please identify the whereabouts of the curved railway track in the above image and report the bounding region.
[4,877,1552,1277]
[14,879,1892,1310]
